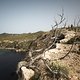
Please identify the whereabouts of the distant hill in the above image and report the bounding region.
[0,31,45,41]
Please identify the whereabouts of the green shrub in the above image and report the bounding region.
[47,60,69,80]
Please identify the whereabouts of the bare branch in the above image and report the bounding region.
[74,16,80,27]
[59,43,74,60]
[29,49,33,61]
[74,18,76,27]
[52,9,65,29]
[77,17,80,26]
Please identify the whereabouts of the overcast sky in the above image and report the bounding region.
[0,0,80,33]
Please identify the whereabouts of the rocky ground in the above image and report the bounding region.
[17,27,80,80]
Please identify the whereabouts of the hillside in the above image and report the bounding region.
[0,27,80,80]
[15,26,80,80]
[0,31,45,52]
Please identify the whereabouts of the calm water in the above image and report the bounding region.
[0,49,25,80]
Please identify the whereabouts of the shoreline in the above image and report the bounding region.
[0,47,27,54]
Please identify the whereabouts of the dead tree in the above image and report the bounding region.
[24,10,69,80]
[17,10,79,80]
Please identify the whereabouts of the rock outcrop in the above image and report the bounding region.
[21,67,34,80]
[60,31,76,43]
[17,30,80,80]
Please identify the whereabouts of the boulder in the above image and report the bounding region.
[21,66,34,80]
[17,61,35,80]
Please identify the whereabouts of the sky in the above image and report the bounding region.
[0,0,80,33]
